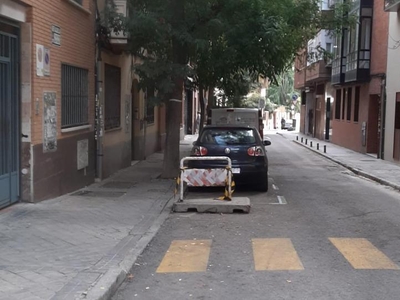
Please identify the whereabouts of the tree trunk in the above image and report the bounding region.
[199,85,205,132]
[162,0,187,178]
[208,86,214,108]
[161,82,183,179]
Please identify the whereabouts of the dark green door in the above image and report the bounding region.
[0,26,19,209]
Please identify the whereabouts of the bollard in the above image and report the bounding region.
[324,145,326,153]
[296,136,299,141]
[305,139,308,145]
[310,141,313,147]
[301,137,303,143]
[317,143,319,150]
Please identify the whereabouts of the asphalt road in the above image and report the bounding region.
[113,133,400,300]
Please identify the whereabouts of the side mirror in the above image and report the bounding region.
[263,140,271,146]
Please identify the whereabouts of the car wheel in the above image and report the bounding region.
[257,172,268,192]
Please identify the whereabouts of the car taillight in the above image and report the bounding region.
[193,146,208,156]
[247,146,264,156]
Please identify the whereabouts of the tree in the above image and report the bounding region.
[115,0,350,178]
[267,68,299,110]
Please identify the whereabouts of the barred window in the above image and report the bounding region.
[104,64,121,130]
[335,89,341,120]
[61,64,89,128]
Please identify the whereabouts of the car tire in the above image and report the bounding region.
[257,172,268,192]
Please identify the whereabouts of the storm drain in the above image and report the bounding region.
[100,181,136,189]
[71,190,126,198]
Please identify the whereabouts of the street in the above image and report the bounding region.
[113,133,400,300]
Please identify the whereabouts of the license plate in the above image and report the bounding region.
[232,168,241,174]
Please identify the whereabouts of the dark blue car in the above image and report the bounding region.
[189,125,271,191]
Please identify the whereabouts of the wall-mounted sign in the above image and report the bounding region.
[44,47,50,76]
[36,44,50,77]
[36,44,44,76]
[52,25,61,46]
[43,92,57,152]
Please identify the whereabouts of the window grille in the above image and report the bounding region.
[61,64,89,128]
[347,88,352,121]
[335,89,341,120]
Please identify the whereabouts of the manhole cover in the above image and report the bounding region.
[101,181,135,189]
[71,190,126,198]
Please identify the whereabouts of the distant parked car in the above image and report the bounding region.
[282,120,293,130]
[189,125,271,191]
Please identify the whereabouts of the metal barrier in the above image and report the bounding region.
[178,156,233,201]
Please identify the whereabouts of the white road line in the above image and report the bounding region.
[272,184,279,190]
[277,196,287,204]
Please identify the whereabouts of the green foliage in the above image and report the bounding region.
[243,94,277,113]
[267,68,299,111]
[99,0,349,98]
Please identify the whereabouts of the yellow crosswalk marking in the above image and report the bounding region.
[329,238,399,270]
[252,238,304,271]
[156,240,212,273]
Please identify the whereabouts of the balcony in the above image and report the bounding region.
[294,68,306,89]
[109,0,128,45]
[344,50,370,83]
[305,60,331,84]
[385,0,400,11]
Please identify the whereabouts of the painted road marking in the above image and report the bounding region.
[252,238,304,271]
[156,240,212,273]
[269,195,287,205]
[329,238,400,270]
[272,184,279,190]
[277,196,287,204]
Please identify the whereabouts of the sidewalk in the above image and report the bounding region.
[276,130,400,192]
[0,138,195,300]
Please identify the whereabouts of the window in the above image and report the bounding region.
[73,0,83,5]
[347,87,352,121]
[104,64,121,130]
[326,43,332,54]
[335,89,341,120]
[200,128,256,145]
[359,16,372,69]
[146,87,155,124]
[395,93,400,130]
[342,89,346,120]
[354,86,360,122]
[61,64,89,128]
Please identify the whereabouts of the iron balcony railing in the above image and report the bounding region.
[385,0,400,11]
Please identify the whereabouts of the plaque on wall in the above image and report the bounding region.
[43,92,57,152]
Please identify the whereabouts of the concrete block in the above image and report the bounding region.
[172,197,251,214]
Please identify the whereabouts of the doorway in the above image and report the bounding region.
[0,24,20,209]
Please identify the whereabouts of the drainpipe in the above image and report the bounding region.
[379,75,386,160]
[95,0,104,179]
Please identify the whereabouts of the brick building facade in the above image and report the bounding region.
[295,0,389,159]
[1,0,96,207]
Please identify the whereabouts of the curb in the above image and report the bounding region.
[84,191,176,300]
[291,140,400,193]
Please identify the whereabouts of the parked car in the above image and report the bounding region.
[282,120,293,130]
[189,125,271,191]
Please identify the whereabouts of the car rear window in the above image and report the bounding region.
[199,128,256,145]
